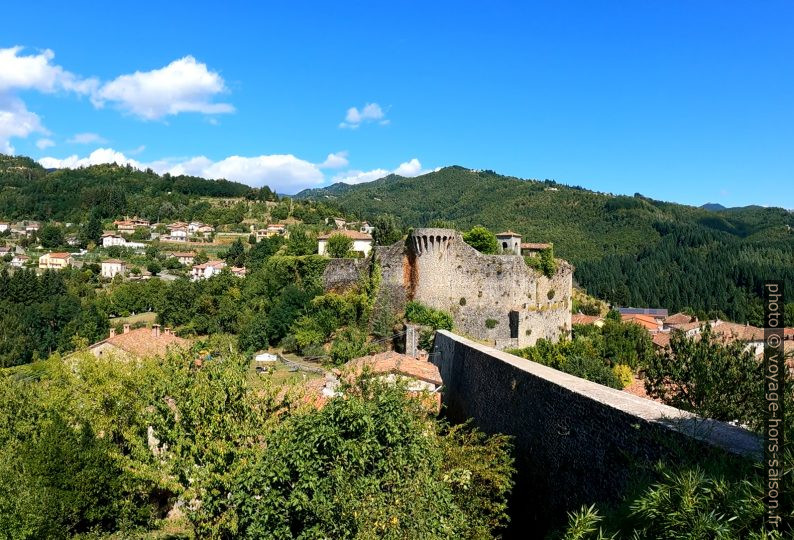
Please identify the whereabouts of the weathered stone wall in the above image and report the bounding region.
[432,331,761,537]
[375,229,572,348]
[322,258,368,291]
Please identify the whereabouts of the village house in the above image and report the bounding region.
[168,227,188,241]
[169,251,196,266]
[0,222,8,233]
[101,259,126,279]
[196,224,215,238]
[231,266,247,278]
[89,324,188,360]
[521,242,552,257]
[495,231,522,255]
[317,229,373,258]
[0,246,11,257]
[359,222,375,234]
[191,260,227,281]
[266,223,286,236]
[39,252,73,270]
[10,254,29,268]
[25,222,40,235]
[101,233,145,250]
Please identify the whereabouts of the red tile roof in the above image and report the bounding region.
[95,327,189,358]
[344,351,442,386]
[712,322,764,342]
[521,242,552,250]
[571,313,603,325]
[496,230,521,237]
[664,313,696,325]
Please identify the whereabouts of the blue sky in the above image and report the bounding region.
[1,1,792,207]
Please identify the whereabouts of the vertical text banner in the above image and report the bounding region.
[764,281,784,530]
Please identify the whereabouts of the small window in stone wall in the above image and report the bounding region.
[459,297,467,306]
[547,289,555,300]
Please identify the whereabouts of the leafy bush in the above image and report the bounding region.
[462,226,499,254]
[327,232,354,258]
[485,318,498,329]
[405,301,454,331]
[612,364,633,388]
[210,379,515,538]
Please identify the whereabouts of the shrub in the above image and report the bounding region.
[327,233,354,258]
[462,226,499,254]
[485,318,498,329]
[612,364,633,388]
[404,301,453,331]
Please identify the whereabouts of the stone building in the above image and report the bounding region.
[495,230,522,255]
[373,228,572,349]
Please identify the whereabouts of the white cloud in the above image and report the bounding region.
[0,46,97,95]
[67,132,107,144]
[38,148,142,170]
[320,151,349,168]
[36,138,55,149]
[0,95,48,153]
[94,56,234,120]
[0,47,234,151]
[339,102,387,129]
[332,158,431,185]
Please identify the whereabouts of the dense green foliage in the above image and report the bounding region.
[0,157,263,222]
[207,378,515,538]
[508,319,653,389]
[0,268,107,367]
[297,166,794,323]
[327,232,354,257]
[404,301,455,350]
[462,226,499,254]
[0,348,515,538]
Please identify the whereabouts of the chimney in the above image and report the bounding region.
[152,324,161,338]
[109,328,116,338]
[123,323,130,334]
[165,326,172,335]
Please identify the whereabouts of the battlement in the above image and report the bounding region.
[408,228,458,256]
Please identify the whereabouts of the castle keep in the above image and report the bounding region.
[375,228,572,349]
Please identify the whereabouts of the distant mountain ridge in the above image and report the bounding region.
[297,166,793,324]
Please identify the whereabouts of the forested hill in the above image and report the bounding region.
[297,166,794,324]
[0,154,271,222]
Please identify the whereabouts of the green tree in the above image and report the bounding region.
[38,224,64,248]
[79,211,103,247]
[198,378,514,538]
[327,233,354,258]
[644,324,768,428]
[372,214,403,245]
[462,226,498,254]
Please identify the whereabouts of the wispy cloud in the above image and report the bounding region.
[339,102,388,129]
[67,132,107,144]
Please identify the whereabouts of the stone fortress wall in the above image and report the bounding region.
[374,228,572,349]
[432,330,761,535]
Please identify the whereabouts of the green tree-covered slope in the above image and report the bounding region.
[297,167,793,323]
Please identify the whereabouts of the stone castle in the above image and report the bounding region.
[372,228,573,349]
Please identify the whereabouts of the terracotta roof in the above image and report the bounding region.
[652,332,672,348]
[318,229,373,241]
[617,307,669,317]
[102,259,124,264]
[344,351,442,386]
[46,252,71,259]
[521,242,551,250]
[712,322,764,342]
[496,230,521,237]
[98,327,188,358]
[621,314,661,331]
[664,313,695,325]
[667,321,701,332]
[571,313,603,325]
[169,251,196,257]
